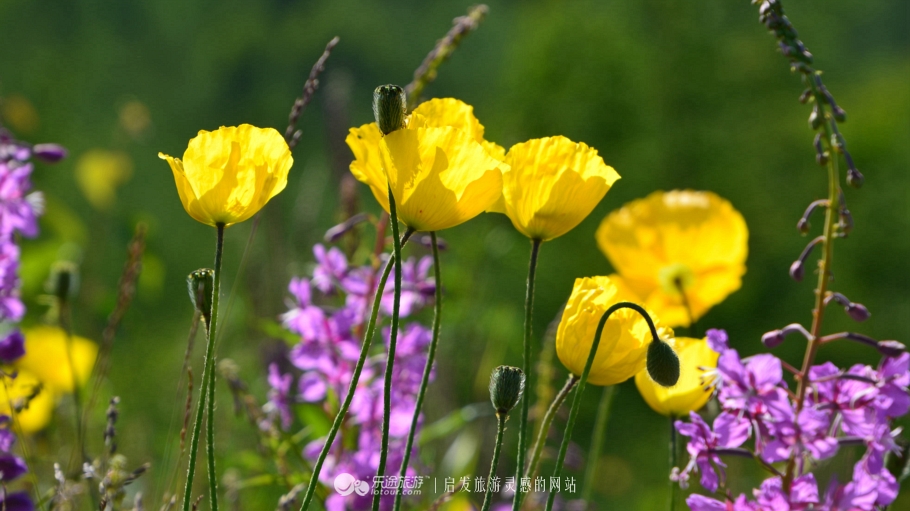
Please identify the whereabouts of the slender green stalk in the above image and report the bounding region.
[526,375,577,481]
[544,302,662,511]
[392,232,442,511]
[581,385,617,502]
[182,223,224,511]
[669,416,678,511]
[480,413,508,511]
[61,308,85,471]
[297,230,412,511]
[511,239,541,511]
[372,186,405,511]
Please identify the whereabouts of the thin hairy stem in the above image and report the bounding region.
[481,413,508,511]
[298,228,413,511]
[511,238,541,511]
[544,302,663,511]
[392,232,442,511]
[581,385,617,502]
[526,375,577,481]
[182,224,224,511]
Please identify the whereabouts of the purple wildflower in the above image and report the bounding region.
[675,411,751,492]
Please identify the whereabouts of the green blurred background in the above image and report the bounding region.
[1,0,908,509]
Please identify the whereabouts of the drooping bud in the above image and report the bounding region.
[813,134,828,166]
[32,143,68,163]
[832,106,847,123]
[797,88,812,104]
[846,167,864,189]
[797,199,827,234]
[646,339,680,387]
[878,340,906,358]
[762,330,786,349]
[372,85,407,136]
[47,261,79,302]
[489,365,525,416]
[808,104,822,130]
[324,212,369,243]
[789,260,805,282]
[845,302,870,322]
[187,269,215,326]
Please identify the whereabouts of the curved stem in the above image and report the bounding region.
[511,239,541,511]
[480,413,508,511]
[298,229,413,511]
[371,186,405,511]
[392,232,442,511]
[526,375,578,481]
[182,223,224,511]
[544,302,662,511]
[581,385,617,502]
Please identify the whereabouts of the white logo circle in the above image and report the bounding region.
[334,473,357,496]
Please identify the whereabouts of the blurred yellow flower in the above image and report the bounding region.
[595,190,748,328]
[556,276,673,386]
[489,136,620,241]
[1,94,39,134]
[75,149,133,211]
[159,124,293,227]
[0,370,55,434]
[346,98,505,232]
[17,326,97,394]
[635,336,718,417]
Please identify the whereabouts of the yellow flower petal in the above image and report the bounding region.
[596,190,748,327]
[555,276,673,386]
[380,126,504,231]
[500,136,620,241]
[635,336,719,417]
[346,122,390,212]
[159,124,293,227]
[17,326,97,394]
[0,370,55,434]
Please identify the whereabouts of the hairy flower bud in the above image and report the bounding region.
[647,339,680,387]
[372,85,407,136]
[47,261,79,302]
[489,365,525,415]
[187,269,215,326]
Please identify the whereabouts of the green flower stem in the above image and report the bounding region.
[480,412,508,511]
[581,385,617,502]
[298,227,413,511]
[372,186,405,511]
[544,302,662,511]
[526,375,578,481]
[669,416,678,511]
[511,239,541,511]
[182,223,224,511]
[392,231,442,511]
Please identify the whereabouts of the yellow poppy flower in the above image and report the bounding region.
[17,326,97,394]
[346,98,506,232]
[159,124,293,227]
[635,336,718,417]
[595,190,748,328]
[490,136,620,241]
[556,276,674,386]
[0,370,55,434]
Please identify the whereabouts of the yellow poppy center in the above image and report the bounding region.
[658,263,696,296]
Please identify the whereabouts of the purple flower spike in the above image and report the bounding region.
[675,411,751,492]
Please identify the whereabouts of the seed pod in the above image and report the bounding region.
[187,269,215,326]
[646,339,680,387]
[489,365,525,415]
[372,85,407,136]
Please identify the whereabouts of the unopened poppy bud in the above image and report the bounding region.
[762,330,786,348]
[878,340,906,358]
[47,261,79,302]
[489,365,525,415]
[646,339,680,387]
[32,143,68,163]
[372,85,407,136]
[187,269,215,325]
[845,302,870,322]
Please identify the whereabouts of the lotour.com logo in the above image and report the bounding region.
[334,473,371,497]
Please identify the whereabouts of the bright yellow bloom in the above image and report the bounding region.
[556,276,673,386]
[346,98,506,232]
[596,190,748,328]
[635,336,719,417]
[159,124,293,227]
[17,326,97,394]
[0,370,55,434]
[489,136,620,241]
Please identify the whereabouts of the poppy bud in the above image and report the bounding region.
[489,365,525,416]
[187,269,215,326]
[372,85,407,136]
[32,143,68,163]
[47,261,79,302]
[646,339,680,387]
